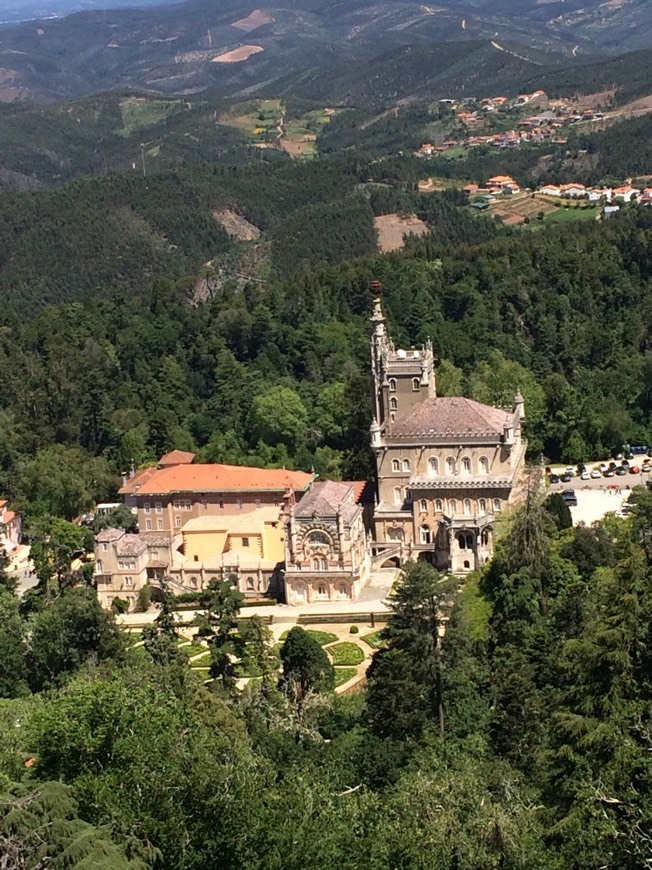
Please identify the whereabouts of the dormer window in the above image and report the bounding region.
[388,378,397,392]
[412,378,420,391]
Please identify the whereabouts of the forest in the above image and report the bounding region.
[2,487,652,867]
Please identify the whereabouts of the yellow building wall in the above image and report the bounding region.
[183,529,228,562]
[262,523,286,564]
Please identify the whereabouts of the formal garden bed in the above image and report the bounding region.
[328,642,364,666]
[279,629,338,646]
[361,631,385,650]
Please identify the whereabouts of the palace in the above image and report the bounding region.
[93,288,528,611]
[369,290,528,573]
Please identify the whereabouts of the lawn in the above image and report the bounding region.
[180,643,209,659]
[234,660,263,678]
[334,668,358,688]
[361,631,386,650]
[328,642,365,666]
[545,207,599,222]
[279,629,338,646]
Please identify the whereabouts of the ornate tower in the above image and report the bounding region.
[368,281,436,442]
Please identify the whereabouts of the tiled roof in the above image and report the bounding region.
[95,527,125,543]
[341,480,375,505]
[391,397,510,439]
[294,481,360,523]
[119,464,315,496]
[159,450,196,466]
[0,510,17,525]
[116,534,148,557]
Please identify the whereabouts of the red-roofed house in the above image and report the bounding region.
[0,500,21,550]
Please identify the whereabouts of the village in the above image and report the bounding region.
[416,89,610,156]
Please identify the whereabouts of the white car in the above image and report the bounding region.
[591,470,601,479]
[599,463,608,472]
[581,471,590,480]
[642,465,651,474]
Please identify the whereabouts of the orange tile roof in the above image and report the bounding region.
[488,175,515,183]
[159,450,196,466]
[0,510,16,524]
[119,464,315,496]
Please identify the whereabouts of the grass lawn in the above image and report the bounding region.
[334,668,358,688]
[545,207,598,222]
[234,660,263,678]
[328,642,364,666]
[361,631,386,650]
[279,629,338,646]
[180,643,209,659]
[117,97,181,138]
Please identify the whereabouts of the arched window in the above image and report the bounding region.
[337,584,349,599]
[306,530,331,546]
[312,557,328,571]
[479,456,489,474]
[458,532,473,550]
[402,458,411,472]
[458,533,466,550]
[493,499,501,513]
[462,457,471,474]
[478,498,487,514]
[412,378,420,391]
[388,378,397,392]
[464,498,472,515]
[434,499,443,512]
[246,577,255,591]
[419,499,428,513]
[317,584,328,598]
[428,457,438,476]
[419,525,432,544]
[446,457,456,474]
[481,528,490,546]
[463,560,470,570]
[449,499,457,515]
[394,487,403,505]
[390,412,396,423]
[390,397,398,410]
[392,458,400,472]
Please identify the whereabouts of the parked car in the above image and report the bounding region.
[599,463,608,472]
[609,461,617,470]
[561,489,578,506]
[550,474,560,484]
[621,459,629,467]
[630,466,640,474]
[565,466,575,475]
[603,470,615,477]
[631,445,649,455]
[642,465,651,474]
[560,473,573,482]
[581,471,590,480]
[591,470,602,479]
[616,466,627,476]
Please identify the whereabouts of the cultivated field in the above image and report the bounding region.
[374,213,429,252]
[212,45,264,63]
[231,9,274,32]
[281,108,335,159]
[219,99,282,144]
[486,192,597,226]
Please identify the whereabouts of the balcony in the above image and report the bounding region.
[409,473,514,490]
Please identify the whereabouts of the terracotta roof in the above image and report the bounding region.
[0,510,17,525]
[294,481,360,523]
[391,397,511,439]
[116,534,148,557]
[95,527,125,543]
[159,450,196,467]
[119,464,315,496]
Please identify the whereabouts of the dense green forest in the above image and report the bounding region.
[1,149,652,526]
[3,489,652,867]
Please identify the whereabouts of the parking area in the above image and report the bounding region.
[549,487,631,525]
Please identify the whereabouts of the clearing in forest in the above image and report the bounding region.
[219,98,282,144]
[212,209,261,241]
[281,108,335,158]
[116,97,182,137]
[374,213,429,252]
[212,45,264,63]
[231,9,274,32]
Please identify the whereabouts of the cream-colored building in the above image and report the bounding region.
[284,481,372,605]
[369,291,527,573]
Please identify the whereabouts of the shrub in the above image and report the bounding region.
[134,583,152,613]
[349,625,359,634]
[334,668,357,687]
[110,597,129,615]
